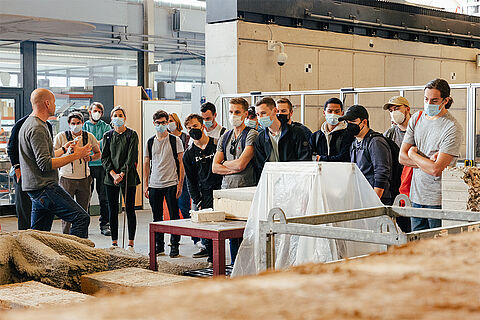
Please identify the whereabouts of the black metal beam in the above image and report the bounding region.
[207,0,480,49]
[20,41,36,119]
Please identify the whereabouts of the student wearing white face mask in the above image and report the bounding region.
[383,96,412,148]
[54,112,101,234]
[213,97,259,265]
[400,78,463,231]
[309,98,355,162]
[83,102,112,236]
[144,110,185,258]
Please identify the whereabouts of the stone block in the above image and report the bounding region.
[191,210,225,223]
[81,267,190,295]
[214,187,255,220]
[0,281,91,310]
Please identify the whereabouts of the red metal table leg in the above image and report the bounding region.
[212,238,225,276]
[149,225,157,271]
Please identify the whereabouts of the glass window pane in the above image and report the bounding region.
[0,42,21,88]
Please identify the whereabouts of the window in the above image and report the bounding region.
[0,42,21,88]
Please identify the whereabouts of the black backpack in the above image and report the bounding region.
[355,131,402,200]
[147,134,180,178]
[65,130,89,177]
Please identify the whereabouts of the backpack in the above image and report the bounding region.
[103,128,137,169]
[221,127,253,157]
[355,131,403,200]
[65,130,89,177]
[147,134,180,178]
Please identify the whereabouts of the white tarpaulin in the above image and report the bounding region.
[231,161,386,277]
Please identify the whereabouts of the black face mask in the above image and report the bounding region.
[189,128,203,140]
[347,123,361,136]
[277,113,289,124]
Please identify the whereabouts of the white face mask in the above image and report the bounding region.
[229,114,244,127]
[325,114,340,126]
[91,111,101,121]
[167,122,177,132]
[70,124,82,134]
[390,110,406,125]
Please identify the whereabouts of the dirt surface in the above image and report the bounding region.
[1,230,479,319]
[0,230,149,291]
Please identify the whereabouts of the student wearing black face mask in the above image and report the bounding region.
[182,114,223,264]
[276,98,312,140]
[339,105,395,205]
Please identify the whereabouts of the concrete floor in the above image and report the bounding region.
[0,210,231,264]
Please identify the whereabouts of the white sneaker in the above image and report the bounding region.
[127,245,135,252]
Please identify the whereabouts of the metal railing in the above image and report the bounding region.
[219,83,480,161]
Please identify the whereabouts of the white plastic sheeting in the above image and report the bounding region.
[231,161,386,277]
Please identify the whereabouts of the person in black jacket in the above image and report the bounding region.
[276,98,312,140]
[183,114,223,263]
[309,98,355,162]
[339,105,393,205]
[254,97,311,176]
[7,115,53,230]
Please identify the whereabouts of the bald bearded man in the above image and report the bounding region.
[19,89,92,238]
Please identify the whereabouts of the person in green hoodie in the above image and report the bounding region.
[83,102,112,236]
[101,106,140,251]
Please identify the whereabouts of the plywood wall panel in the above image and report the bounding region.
[385,56,414,86]
[353,53,385,88]
[114,86,143,207]
[280,46,319,91]
[414,59,441,86]
[319,50,353,89]
[237,40,280,93]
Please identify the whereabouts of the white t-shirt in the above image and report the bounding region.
[145,134,184,188]
[54,131,99,179]
[206,124,225,143]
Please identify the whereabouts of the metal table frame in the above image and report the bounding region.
[260,196,480,270]
[149,219,245,276]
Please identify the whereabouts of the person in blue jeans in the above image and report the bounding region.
[18,88,91,238]
[399,79,463,231]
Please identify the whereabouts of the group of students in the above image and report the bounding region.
[9,76,462,264]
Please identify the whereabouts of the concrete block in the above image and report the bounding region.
[81,267,190,295]
[191,210,225,223]
[0,281,91,310]
[214,187,255,220]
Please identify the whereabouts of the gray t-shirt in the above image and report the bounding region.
[403,111,463,206]
[268,131,280,162]
[145,134,184,188]
[19,116,58,191]
[384,125,406,148]
[217,128,259,189]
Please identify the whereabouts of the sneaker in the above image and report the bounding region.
[127,245,135,252]
[111,243,118,248]
[169,246,179,258]
[101,226,111,236]
[192,248,208,258]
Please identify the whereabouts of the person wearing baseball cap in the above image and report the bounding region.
[383,96,411,148]
[339,105,393,205]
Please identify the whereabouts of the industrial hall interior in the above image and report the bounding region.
[0,0,480,318]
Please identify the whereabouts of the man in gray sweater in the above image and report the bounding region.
[19,88,92,238]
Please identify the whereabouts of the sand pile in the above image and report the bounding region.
[0,230,148,291]
[1,229,479,319]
